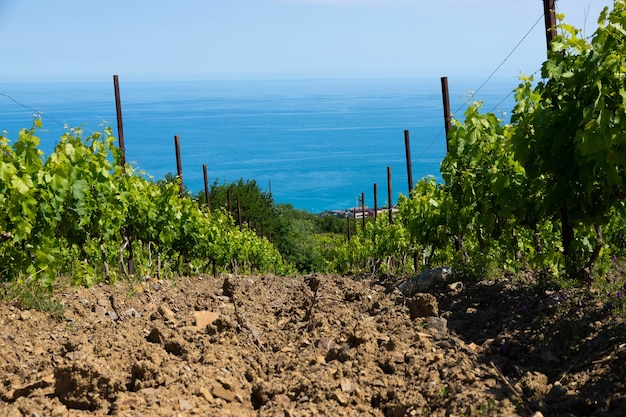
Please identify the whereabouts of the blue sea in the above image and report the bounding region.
[0,78,519,213]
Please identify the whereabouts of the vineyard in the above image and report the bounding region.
[0,123,289,288]
[334,2,626,294]
[2,2,626,416]
[3,4,626,291]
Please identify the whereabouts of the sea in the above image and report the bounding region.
[0,77,519,213]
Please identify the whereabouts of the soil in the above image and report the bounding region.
[1,272,625,416]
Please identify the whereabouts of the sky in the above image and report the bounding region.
[0,0,615,82]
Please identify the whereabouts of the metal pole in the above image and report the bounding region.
[361,192,366,231]
[174,135,184,198]
[237,198,242,231]
[441,77,451,153]
[404,129,413,197]
[113,75,126,171]
[387,166,393,224]
[203,164,211,210]
[543,0,557,53]
[347,215,351,241]
[373,183,378,219]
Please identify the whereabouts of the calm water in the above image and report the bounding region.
[0,78,519,213]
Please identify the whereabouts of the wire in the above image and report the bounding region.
[0,92,65,127]
[414,12,546,176]
[452,12,545,117]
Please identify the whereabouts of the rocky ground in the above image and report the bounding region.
[0,272,625,416]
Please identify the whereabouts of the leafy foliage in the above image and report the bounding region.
[512,1,626,280]
[0,123,289,287]
[328,1,626,285]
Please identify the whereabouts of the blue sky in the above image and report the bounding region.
[0,0,614,82]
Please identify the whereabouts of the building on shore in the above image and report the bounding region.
[321,206,398,219]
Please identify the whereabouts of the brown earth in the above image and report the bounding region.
[0,273,625,416]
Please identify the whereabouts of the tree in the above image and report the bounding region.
[197,178,274,236]
[270,204,323,272]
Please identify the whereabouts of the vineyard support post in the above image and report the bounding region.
[543,0,557,53]
[373,183,378,219]
[404,130,413,197]
[174,135,184,198]
[237,198,243,231]
[113,75,133,274]
[347,215,351,241]
[441,77,451,153]
[113,75,126,171]
[387,166,393,224]
[227,188,232,214]
[361,192,366,231]
[203,164,211,210]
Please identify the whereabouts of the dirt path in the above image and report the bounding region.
[1,273,624,416]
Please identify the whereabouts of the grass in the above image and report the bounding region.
[0,276,65,319]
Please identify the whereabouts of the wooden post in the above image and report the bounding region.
[373,183,378,219]
[202,164,211,210]
[441,77,451,153]
[237,198,242,231]
[347,215,351,241]
[361,192,366,231]
[113,75,126,171]
[227,188,232,214]
[404,129,414,197]
[174,135,184,198]
[387,166,393,224]
[543,0,557,53]
[113,75,133,274]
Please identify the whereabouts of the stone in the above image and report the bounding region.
[409,293,439,319]
[93,305,106,316]
[340,378,356,393]
[114,392,145,411]
[425,317,447,333]
[196,387,215,403]
[178,398,193,411]
[4,375,55,401]
[545,382,567,402]
[65,351,87,361]
[212,385,236,402]
[333,389,349,405]
[158,305,176,321]
[140,387,158,396]
[125,308,141,318]
[397,267,454,296]
[192,311,219,329]
[19,310,32,321]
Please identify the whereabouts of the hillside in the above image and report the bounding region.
[1,273,624,416]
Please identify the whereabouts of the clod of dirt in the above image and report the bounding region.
[408,293,439,319]
[54,357,124,411]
